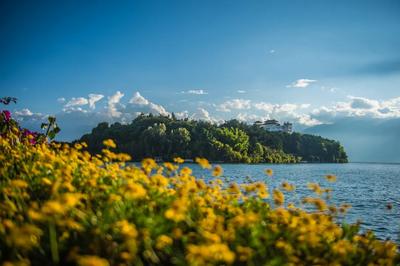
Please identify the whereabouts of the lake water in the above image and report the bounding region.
[187,162,400,242]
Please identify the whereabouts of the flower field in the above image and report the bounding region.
[0,109,399,265]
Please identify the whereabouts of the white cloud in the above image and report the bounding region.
[65,97,89,108]
[129,92,149,105]
[15,108,33,116]
[63,94,104,111]
[191,108,219,123]
[57,97,66,103]
[253,102,319,126]
[254,102,274,112]
[14,109,46,122]
[348,96,379,109]
[287,79,317,88]
[88,94,104,109]
[107,91,125,118]
[236,113,269,123]
[217,99,251,112]
[311,96,400,122]
[174,111,189,119]
[237,90,246,94]
[127,92,169,116]
[181,89,208,95]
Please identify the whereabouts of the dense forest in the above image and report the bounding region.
[79,114,348,163]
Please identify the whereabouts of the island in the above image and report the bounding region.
[78,114,348,163]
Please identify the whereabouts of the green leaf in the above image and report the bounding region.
[48,131,56,140]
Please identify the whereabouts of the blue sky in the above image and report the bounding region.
[1,0,400,144]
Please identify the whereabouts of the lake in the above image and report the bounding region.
[187,162,400,242]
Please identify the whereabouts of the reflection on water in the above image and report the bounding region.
[188,162,400,242]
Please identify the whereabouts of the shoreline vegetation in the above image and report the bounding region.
[79,114,348,164]
[0,106,398,265]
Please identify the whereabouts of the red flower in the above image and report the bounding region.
[2,110,11,122]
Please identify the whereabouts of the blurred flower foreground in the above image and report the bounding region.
[0,108,399,266]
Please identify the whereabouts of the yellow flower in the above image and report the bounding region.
[212,165,223,176]
[102,139,116,148]
[265,169,273,177]
[155,234,173,250]
[303,197,328,211]
[186,243,235,265]
[275,239,293,254]
[339,203,352,213]
[61,193,83,208]
[325,174,337,182]
[41,177,52,186]
[164,162,178,171]
[195,157,211,169]
[273,189,285,206]
[77,256,109,266]
[142,158,157,172]
[173,157,184,164]
[10,179,28,189]
[74,143,83,150]
[307,183,323,195]
[281,182,295,192]
[117,153,131,162]
[41,200,66,215]
[6,224,42,250]
[28,209,44,221]
[180,167,192,176]
[236,246,253,261]
[227,183,241,194]
[115,220,138,239]
[123,181,147,199]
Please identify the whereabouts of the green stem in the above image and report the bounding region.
[49,221,59,264]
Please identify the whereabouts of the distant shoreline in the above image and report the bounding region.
[349,161,400,165]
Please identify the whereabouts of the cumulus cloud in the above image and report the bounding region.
[63,94,104,111]
[88,94,104,109]
[127,92,169,116]
[252,102,319,126]
[107,91,125,118]
[174,111,189,119]
[14,108,46,122]
[129,92,149,105]
[181,89,208,95]
[191,108,219,123]
[65,97,89,108]
[236,113,269,123]
[311,96,400,122]
[287,79,317,88]
[349,96,379,109]
[217,99,251,112]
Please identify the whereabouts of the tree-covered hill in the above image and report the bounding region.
[78,114,348,163]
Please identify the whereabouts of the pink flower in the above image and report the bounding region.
[2,110,11,122]
[22,129,38,145]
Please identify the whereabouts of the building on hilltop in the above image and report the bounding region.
[254,119,293,133]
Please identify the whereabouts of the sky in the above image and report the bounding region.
[1,0,400,160]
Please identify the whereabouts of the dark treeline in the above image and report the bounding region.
[78,114,348,163]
